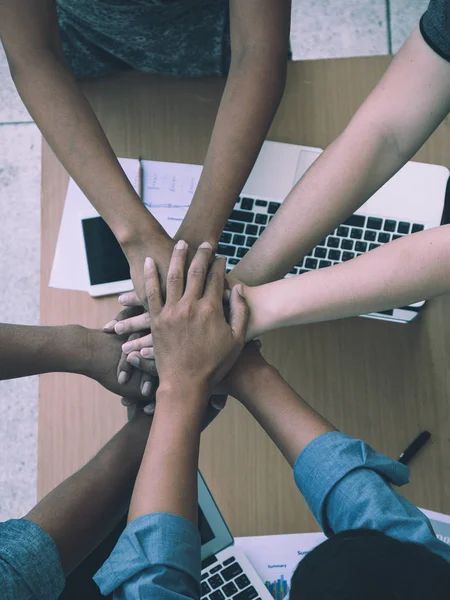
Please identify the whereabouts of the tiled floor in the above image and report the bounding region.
[0,1,429,518]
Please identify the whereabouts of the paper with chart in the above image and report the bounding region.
[49,158,202,291]
[235,532,326,600]
[420,507,450,546]
[235,508,450,600]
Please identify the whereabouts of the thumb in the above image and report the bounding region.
[210,394,227,410]
[229,284,250,339]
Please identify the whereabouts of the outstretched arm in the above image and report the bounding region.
[231,28,450,286]
[243,224,450,338]
[226,344,449,560]
[0,0,174,305]
[176,0,291,249]
[0,323,153,401]
[24,412,152,576]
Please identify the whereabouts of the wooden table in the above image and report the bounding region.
[39,57,450,537]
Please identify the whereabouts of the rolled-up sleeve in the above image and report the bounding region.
[94,512,201,599]
[294,431,450,562]
[0,519,65,600]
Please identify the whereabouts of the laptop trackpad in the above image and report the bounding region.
[241,141,301,200]
[293,149,322,186]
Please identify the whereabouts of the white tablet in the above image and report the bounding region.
[81,216,134,297]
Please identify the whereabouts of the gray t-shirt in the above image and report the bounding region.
[420,0,450,61]
[56,0,231,80]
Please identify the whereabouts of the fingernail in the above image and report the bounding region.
[115,322,125,334]
[144,403,155,415]
[200,241,212,249]
[145,256,153,270]
[103,320,117,330]
[175,240,187,250]
[127,355,140,367]
[236,284,244,297]
[141,347,152,358]
[121,398,132,406]
[118,371,128,385]
[118,295,127,304]
[142,381,152,396]
[224,289,231,300]
[122,341,134,354]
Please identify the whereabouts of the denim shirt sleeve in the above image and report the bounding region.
[0,519,65,600]
[294,431,450,563]
[94,512,201,599]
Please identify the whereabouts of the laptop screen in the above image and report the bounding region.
[198,471,234,560]
[198,506,215,545]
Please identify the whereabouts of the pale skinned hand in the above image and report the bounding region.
[146,240,249,395]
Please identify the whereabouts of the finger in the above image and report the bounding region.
[114,311,151,335]
[140,346,154,359]
[165,240,188,305]
[117,333,141,384]
[144,256,163,317]
[210,394,228,410]
[184,241,213,300]
[127,351,159,377]
[118,290,141,307]
[144,402,156,415]
[140,372,155,397]
[121,397,134,407]
[229,284,250,340]
[203,256,226,303]
[122,333,153,355]
[103,305,143,332]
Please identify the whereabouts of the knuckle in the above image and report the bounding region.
[168,272,182,285]
[189,265,206,278]
[147,287,160,300]
[202,298,216,314]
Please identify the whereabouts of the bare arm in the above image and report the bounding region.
[225,344,335,466]
[175,0,290,248]
[0,322,156,401]
[0,0,174,304]
[232,28,450,286]
[25,413,152,575]
[128,243,248,524]
[244,225,450,337]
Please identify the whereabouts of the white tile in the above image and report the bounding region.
[389,0,429,54]
[0,123,41,519]
[290,0,389,60]
[0,41,32,124]
[0,378,38,520]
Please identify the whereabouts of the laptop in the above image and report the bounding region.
[198,471,273,600]
[217,141,450,323]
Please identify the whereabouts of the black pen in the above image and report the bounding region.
[398,431,431,465]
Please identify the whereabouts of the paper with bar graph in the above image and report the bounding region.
[235,532,326,600]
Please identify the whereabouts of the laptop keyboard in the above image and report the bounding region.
[201,555,262,600]
[217,196,425,276]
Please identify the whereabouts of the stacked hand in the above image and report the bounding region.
[146,241,249,392]
[101,241,251,421]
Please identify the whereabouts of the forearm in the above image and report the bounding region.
[10,52,166,247]
[245,225,450,336]
[234,364,335,467]
[176,51,286,247]
[232,122,407,285]
[232,30,450,286]
[24,415,151,575]
[0,323,86,380]
[128,385,207,525]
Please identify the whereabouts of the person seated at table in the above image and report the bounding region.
[93,242,449,599]
[0,0,290,309]
[112,0,450,360]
